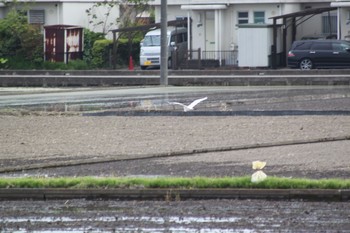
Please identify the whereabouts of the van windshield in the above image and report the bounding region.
[142,35,161,46]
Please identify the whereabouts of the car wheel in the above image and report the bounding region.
[299,58,313,70]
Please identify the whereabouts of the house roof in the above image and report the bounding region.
[269,7,337,20]
[110,19,188,33]
[331,1,350,7]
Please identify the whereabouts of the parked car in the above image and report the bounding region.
[139,27,188,70]
[301,34,337,40]
[287,39,350,70]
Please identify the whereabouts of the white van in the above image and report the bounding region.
[139,27,188,70]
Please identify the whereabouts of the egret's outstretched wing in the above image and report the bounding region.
[168,101,187,108]
[188,97,208,109]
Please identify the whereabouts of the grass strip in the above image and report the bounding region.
[0,176,350,189]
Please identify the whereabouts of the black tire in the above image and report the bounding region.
[140,66,147,70]
[299,58,313,70]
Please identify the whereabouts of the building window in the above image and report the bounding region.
[238,12,249,24]
[322,14,337,35]
[28,10,45,24]
[254,11,265,24]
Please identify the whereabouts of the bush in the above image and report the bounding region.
[42,60,89,70]
[0,8,142,70]
[117,37,142,66]
[91,39,113,68]
[0,9,43,69]
[84,29,105,66]
[90,37,142,69]
[6,55,42,69]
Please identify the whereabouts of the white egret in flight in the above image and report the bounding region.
[168,97,208,112]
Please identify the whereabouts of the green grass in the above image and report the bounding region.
[0,176,350,189]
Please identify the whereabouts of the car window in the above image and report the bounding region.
[292,41,312,50]
[311,42,332,50]
[170,35,176,43]
[143,35,161,46]
[333,42,350,51]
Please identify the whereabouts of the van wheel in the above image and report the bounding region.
[299,58,313,70]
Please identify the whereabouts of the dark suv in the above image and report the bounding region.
[287,40,350,70]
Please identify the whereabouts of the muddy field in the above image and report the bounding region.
[0,114,349,178]
[1,199,350,232]
[0,114,350,232]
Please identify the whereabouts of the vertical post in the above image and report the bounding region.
[337,8,341,39]
[271,18,277,69]
[187,12,191,53]
[64,29,67,64]
[292,17,296,42]
[282,18,287,67]
[112,32,116,69]
[328,11,332,37]
[160,0,168,86]
[198,48,201,69]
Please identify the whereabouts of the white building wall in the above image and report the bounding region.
[152,0,332,4]
[340,7,350,40]
[230,4,282,47]
[62,2,119,35]
[153,1,334,51]
[29,3,59,25]
[331,1,350,40]
[297,3,334,40]
[191,10,206,50]
[0,0,120,36]
[0,2,59,25]
[154,5,187,22]
[238,26,273,67]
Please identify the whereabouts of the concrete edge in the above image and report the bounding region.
[1,75,350,86]
[0,188,349,201]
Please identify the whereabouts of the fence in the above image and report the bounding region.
[176,49,238,69]
[202,50,238,66]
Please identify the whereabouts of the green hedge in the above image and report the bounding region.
[91,38,142,69]
[91,39,113,68]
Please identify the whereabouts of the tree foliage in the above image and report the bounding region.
[83,29,105,66]
[85,0,151,36]
[0,9,43,67]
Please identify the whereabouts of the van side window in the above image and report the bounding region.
[170,35,176,43]
[183,33,188,42]
[178,33,186,43]
[311,42,332,50]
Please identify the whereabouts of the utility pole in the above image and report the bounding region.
[160,0,168,85]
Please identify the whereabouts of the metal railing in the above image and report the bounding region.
[202,50,238,66]
[175,49,238,69]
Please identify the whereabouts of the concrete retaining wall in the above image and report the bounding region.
[1,70,350,86]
